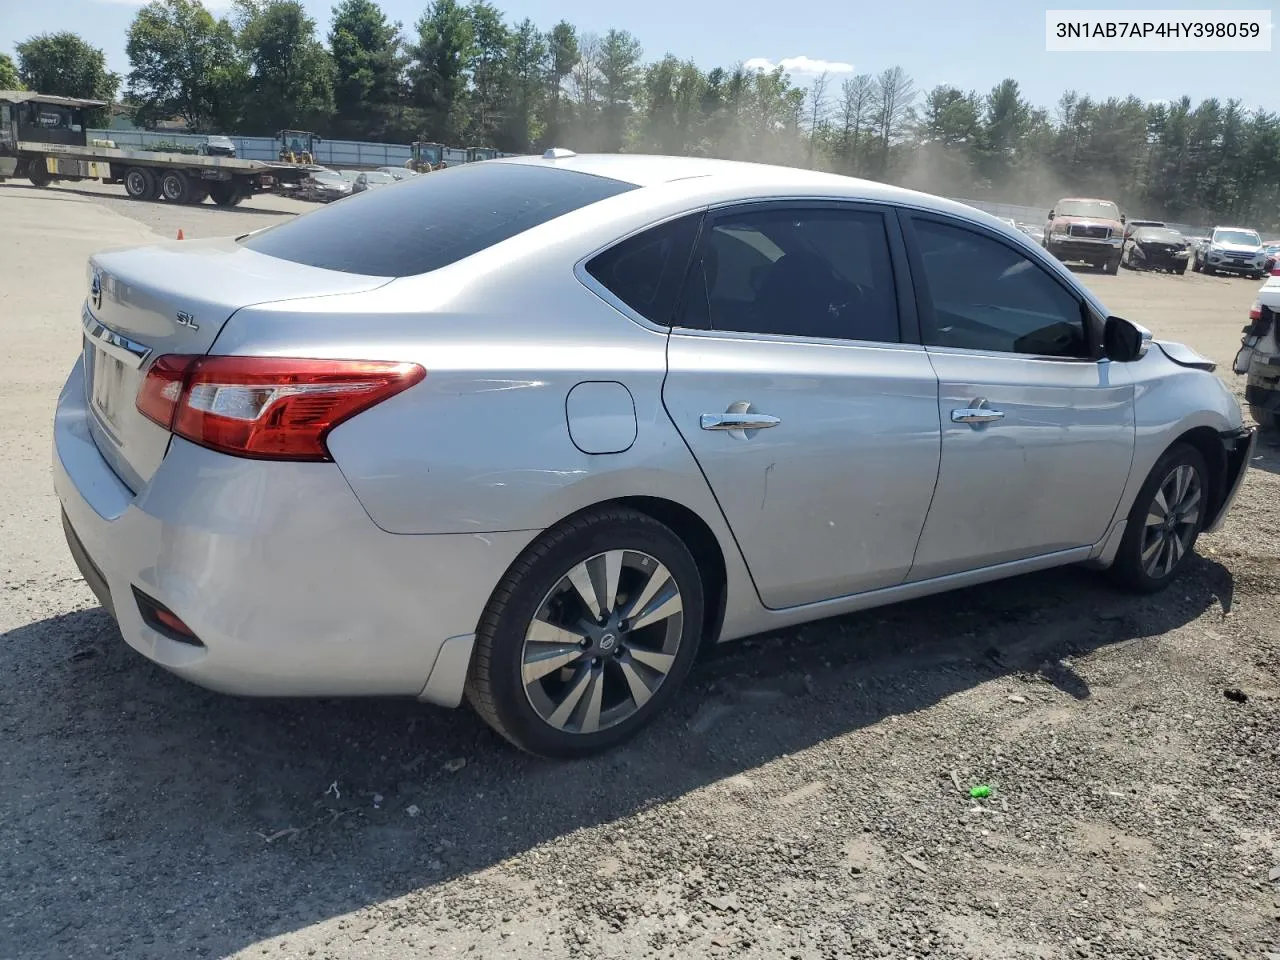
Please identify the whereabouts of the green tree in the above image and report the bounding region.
[496,18,545,151]
[329,0,403,140]
[596,28,642,152]
[921,85,980,147]
[542,20,577,148]
[408,0,473,142]
[126,0,245,131]
[15,32,120,123]
[235,0,334,134]
[0,53,22,90]
[465,1,510,144]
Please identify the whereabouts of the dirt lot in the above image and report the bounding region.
[1,180,1278,960]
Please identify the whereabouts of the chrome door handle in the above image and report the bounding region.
[700,413,781,431]
[951,399,1005,424]
[951,408,1004,423]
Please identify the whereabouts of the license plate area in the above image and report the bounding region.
[88,338,129,436]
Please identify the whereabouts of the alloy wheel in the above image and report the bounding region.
[1140,464,1202,578]
[521,549,684,735]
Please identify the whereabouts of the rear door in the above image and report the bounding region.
[900,213,1135,581]
[661,201,942,609]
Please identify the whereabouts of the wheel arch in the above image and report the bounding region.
[478,495,731,654]
[1169,425,1228,517]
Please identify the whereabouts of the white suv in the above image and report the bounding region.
[1195,226,1266,279]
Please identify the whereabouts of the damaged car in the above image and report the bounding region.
[1122,226,1191,274]
[1234,276,1280,429]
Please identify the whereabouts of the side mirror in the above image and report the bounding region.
[1047,211,1055,220]
[1103,315,1149,362]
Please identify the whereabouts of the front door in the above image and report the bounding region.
[662,201,942,609]
[901,213,1135,581]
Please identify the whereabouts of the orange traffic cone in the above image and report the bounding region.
[176,228,184,240]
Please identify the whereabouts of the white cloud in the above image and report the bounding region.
[743,56,855,76]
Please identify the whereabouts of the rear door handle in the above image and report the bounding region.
[700,413,781,431]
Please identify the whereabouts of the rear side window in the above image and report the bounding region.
[241,163,637,276]
[584,213,702,325]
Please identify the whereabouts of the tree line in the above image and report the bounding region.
[6,0,1279,228]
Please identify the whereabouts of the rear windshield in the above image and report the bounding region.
[242,162,637,276]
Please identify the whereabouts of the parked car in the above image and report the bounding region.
[1043,197,1125,274]
[1122,226,1191,274]
[55,153,1254,758]
[301,169,353,203]
[1193,226,1267,278]
[198,135,236,158]
[1234,276,1280,428]
[1263,242,1280,274]
[353,170,397,193]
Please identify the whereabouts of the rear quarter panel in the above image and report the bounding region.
[210,201,760,623]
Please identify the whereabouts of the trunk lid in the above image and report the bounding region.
[82,237,390,491]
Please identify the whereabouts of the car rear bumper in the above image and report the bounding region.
[53,357,536,705]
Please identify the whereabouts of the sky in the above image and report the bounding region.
[2,0,1275,113]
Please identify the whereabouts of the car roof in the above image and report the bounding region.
[491,152,1005,223]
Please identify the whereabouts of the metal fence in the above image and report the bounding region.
[88,129,525,169]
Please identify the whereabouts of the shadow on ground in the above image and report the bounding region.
[0,556,1233,958]
[0,181,301,217]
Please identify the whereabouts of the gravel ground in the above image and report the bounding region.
[1,181,1278,960]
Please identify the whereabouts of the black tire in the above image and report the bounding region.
[1192,256,1202,273]
[187,183,209,205]
[26,159,51,187]
[466,506,705,758]
[123,166,156,200]
[1103,257,1120,275]
[1108,443,1209,593]
[209,181,243,207]
[1249,404,1280,431]
[1176,263,1187,275]
[158,169,191,203]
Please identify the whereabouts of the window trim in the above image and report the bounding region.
[671,198,921,348]
[573,207,709,332]
[901,210,1104,363]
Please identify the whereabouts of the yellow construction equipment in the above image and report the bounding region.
[276,130,321,165]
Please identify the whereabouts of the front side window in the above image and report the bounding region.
[912,217,1088,358]
[677,206,900,343]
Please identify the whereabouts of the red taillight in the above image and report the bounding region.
[136,356,425,460]
[1249,303,1262,321]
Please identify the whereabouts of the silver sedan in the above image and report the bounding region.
[55,152,1254,757]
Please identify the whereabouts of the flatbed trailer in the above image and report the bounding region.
[1,90,317,206]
